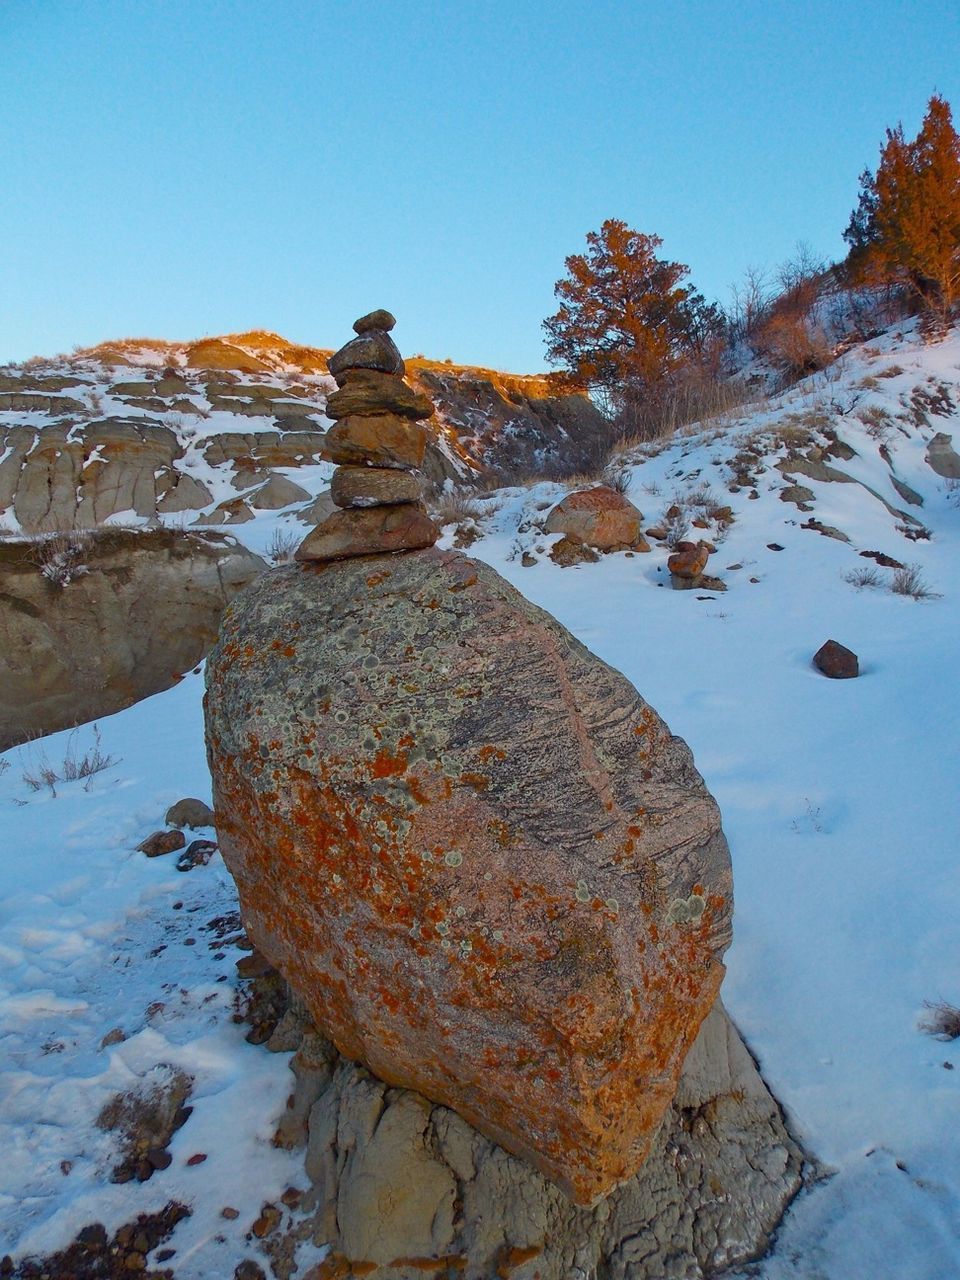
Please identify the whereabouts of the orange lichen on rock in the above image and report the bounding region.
[205,546,733,1206]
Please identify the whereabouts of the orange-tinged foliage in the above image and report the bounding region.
[543,219,723,401]
[846,95,960,315]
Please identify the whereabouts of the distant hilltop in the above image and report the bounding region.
[68,329,557,400]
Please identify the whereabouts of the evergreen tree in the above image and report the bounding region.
[844,95,960,314]
[543,220,722,403]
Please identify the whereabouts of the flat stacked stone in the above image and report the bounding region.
[296,311,439,562]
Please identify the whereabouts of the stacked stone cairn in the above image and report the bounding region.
[295,309,440,562]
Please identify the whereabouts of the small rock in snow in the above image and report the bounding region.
[813,640,859,679]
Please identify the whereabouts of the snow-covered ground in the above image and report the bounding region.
[0,676,328,1276]
[2,318,959,1278]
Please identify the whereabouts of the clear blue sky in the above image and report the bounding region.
[2,0,958,371]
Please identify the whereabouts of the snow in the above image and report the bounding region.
[0,678,312,1276]
[2,318,959,1277]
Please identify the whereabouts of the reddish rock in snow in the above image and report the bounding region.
[544,485,645,550]
[813,639,859,679]
[204,548,732,1204]
[548,535,600,567]
[667,540,711,580]
[137,829,186,858]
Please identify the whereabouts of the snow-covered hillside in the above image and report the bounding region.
[2,317,959,1278]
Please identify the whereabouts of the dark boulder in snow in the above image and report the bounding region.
[813,639,859,679]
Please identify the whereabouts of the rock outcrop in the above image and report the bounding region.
[0,419,329,534]
[0,339,611,535]
[412,365,610,483]
[0,528,265,749]
[262,991,805,1280]
[205,547,732,1205]
[925,430,960,478]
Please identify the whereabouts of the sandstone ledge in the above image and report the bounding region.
[253,984,809,1280]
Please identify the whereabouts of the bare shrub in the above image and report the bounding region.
[755,311,833,381]
[432,487,484,526]
[682,481,730,522]
[616,368,757,443]
[29,531,92,587]
[844,565,884,589]
[728,265,774,344]
[891,563,938,599]
[746,246,836,383]
[64,726,115,782]
[267,527,300,565]
[663,508,690,549]
[21,726,118,797]
[919,1001,960,1041]
[604,467,631,496]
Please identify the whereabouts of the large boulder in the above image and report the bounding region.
[544,486,644,549]
[0,528,265,750]
[205,548,732,1205]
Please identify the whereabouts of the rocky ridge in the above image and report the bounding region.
[0,332,605,536]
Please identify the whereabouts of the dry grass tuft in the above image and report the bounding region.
[844,565,884,589]
[28,530,93,587]
[919,1001,960,1041]
[891,563,938,600]
[267,527,300,565]
[617,373,762,444]
[21,726,118,796]
[432,488,485,526]
[604,467,632,496]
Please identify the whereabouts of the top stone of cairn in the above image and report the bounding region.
[353,308,396,334]
[328,311,405,381]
